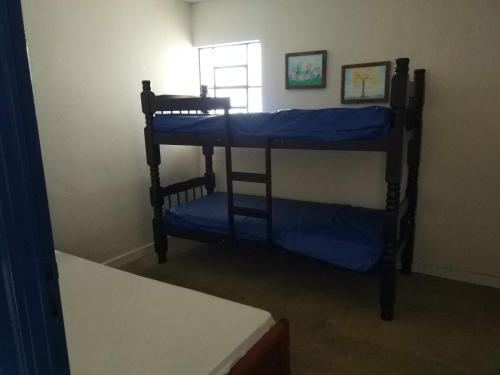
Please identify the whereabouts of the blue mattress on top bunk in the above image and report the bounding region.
[153,106,393,142]
[164,192,385,272]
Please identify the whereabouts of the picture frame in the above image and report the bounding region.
[285,50,327,89]
[341,61,391,104]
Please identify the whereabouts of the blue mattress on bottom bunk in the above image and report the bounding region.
[164,192,385,272]
[153,106,393,142]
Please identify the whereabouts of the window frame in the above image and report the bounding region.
[198,41,262,113]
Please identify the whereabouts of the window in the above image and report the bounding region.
[199,41,262,113]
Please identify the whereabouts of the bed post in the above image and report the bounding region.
[142,80,167,263]
[200,85,215,194]
[202,146,215,194]
[224,106,235,245]
[200,84,208,98]
[380,58,409,321]
[401,69,425,274]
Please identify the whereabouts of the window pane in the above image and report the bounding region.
[215,67,247,87]
[216,88,247,108]
[199,48,214,87]
[214,44,246,66]
[248,43,261,86]
[248,88,262,112]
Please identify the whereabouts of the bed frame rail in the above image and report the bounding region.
[153,96,230,113]
[230,319,290,375]
[160,176,208,209]
[142,81,230,114]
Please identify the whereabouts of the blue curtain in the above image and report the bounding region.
[0,0,70,373]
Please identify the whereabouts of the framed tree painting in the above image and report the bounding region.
[286,50,327,89]
[341,61,390,104]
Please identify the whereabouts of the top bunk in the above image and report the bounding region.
[141,58,425,152]
[152,106,392,150]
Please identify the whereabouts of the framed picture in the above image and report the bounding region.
[286,50,327,89]
[341,61,391,104]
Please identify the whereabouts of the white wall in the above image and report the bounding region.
[22,0,199,262]
[192,0,500,286]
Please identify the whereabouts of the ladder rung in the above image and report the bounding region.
[230,172,267,183]
[232,206,269,218]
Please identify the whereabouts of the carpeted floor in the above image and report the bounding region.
[122,238,500,375]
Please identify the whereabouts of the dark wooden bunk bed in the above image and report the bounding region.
[140,57,426,323]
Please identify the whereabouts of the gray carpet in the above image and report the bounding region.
[122,238,500,374]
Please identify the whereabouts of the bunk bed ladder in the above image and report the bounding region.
[225,130,273,246]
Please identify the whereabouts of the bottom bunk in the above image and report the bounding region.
[164,192,385,272]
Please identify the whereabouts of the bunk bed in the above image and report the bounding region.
[140,58,426,321]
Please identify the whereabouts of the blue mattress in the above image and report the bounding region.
[154,106,393,142]
[164,192,385,272]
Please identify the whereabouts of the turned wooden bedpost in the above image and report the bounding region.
[224,105,235,245]
[380,58,409,321]
[401,69,426,274]
[200,85,215,194]
[142,80,167,263]
[200,84,208,98]
[202,146,215,194]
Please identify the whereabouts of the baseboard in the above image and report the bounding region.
[413,262,500,289]
[99,243,499,289]
[102,243,154,269]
